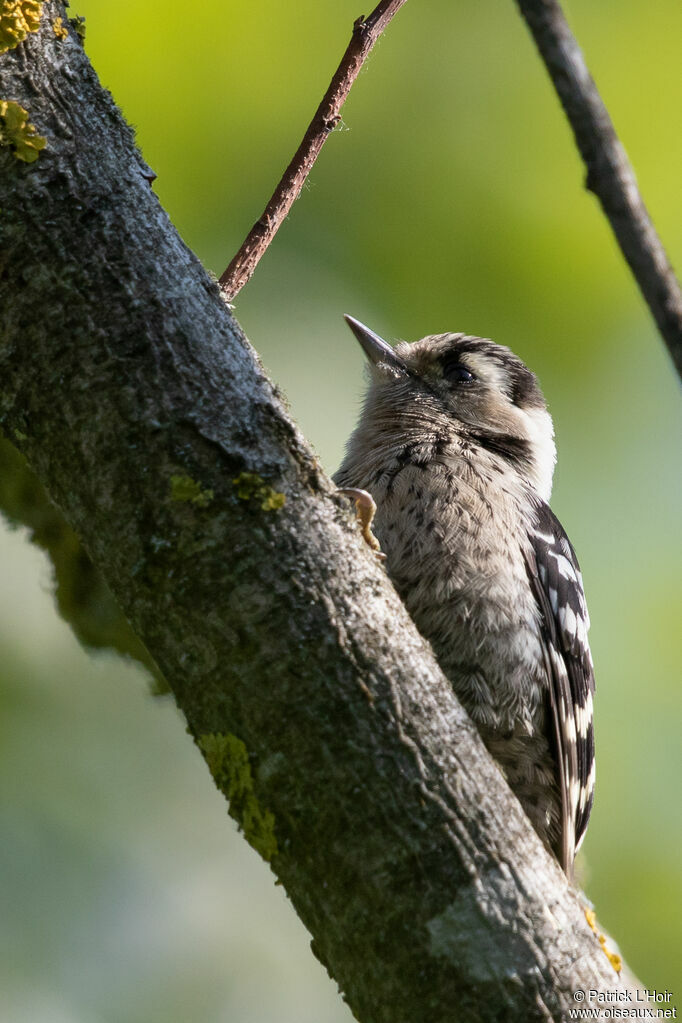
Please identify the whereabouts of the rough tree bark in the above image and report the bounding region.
[0,5,640,1021]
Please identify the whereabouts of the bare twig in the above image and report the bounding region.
[219,0,408,301]
[515,0,682,379]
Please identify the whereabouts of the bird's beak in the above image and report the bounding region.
[344,314,406,372]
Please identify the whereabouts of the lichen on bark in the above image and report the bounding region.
[0,98,46,161]
[199,733,279,862]
[0,0,43,54]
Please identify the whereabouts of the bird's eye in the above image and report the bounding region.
[441,357,476,384]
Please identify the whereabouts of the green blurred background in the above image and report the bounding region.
[2,1,681,1020]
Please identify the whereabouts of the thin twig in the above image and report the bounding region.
[219,0,408,302]
[516,0,682,379]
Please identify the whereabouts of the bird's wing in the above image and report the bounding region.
[524,499,595,876]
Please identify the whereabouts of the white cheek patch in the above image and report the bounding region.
[522,407,556,501]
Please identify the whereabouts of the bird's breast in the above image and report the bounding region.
[364,460,546,732]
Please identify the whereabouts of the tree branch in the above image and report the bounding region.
[515,0,682,379]
[0,4,646,1019]
[0,435,161,682]
[218,0,408,301]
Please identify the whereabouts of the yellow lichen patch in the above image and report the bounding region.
[598,932,623,974]
[0,99,46,163]
[0,0,43,54]
[52,15,67,39]
[585,906,623,974]
[169,474,214,508]
[232,471,285,511]
[199,733,278,862]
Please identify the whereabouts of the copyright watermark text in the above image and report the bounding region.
[569,989,676,1020]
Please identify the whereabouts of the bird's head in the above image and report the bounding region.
[342,314,556,501]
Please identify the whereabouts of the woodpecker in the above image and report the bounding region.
[334,315,595,877]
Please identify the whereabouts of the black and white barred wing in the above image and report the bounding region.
[524,500,595,875]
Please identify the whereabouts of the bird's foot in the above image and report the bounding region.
[337,488,386,560]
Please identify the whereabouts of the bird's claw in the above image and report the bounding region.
[337,488,386,560]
